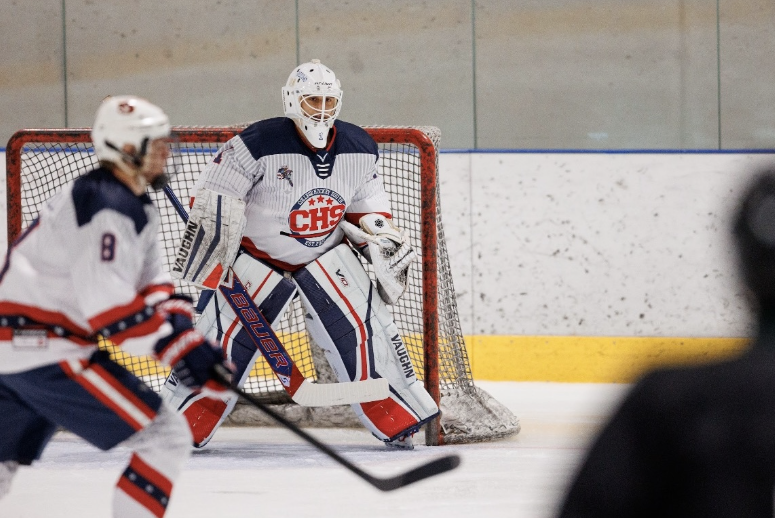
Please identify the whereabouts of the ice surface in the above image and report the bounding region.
[0,381,629,518]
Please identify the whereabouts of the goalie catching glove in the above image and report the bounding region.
[340,214,416,304]
[171,188,246,289]
[153,295,233,392]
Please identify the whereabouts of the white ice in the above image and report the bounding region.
[0,382,629,518]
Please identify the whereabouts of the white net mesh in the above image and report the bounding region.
[7,125,519,445]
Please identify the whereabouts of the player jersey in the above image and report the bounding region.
[0,167,174,374]
[192,117,393,270]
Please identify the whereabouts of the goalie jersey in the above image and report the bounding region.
[193,117,393,271]
[0,167,174,374]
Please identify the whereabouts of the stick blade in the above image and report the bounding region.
[292,378,390,407]
[371,454,462,492]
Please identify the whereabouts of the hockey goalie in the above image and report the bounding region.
[161,59,439,449]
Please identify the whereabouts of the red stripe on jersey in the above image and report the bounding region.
[0,301,91,337]
[89,362,157,422]
[344,212,392,225]
[59,359,89,377]
[239,239,305,272]
[109,313,167,346]
[88,295,147,331]
[139,283,175,299]
[62,362,152,431]
[360,397,419,439]
[314,259,370,381]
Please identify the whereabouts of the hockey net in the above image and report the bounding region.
[5,125,519,445]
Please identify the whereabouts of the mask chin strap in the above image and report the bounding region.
[103,137,168,190]
[104,137,150,168]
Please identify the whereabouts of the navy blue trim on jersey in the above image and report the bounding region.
[239,117,309,160]
[329,120,379,158]
[293,268,360,381]
[0,352,162,453]
[237,117,378,164]
[72,167,152,234]
[0,378,56,463]
[98,306,156,340]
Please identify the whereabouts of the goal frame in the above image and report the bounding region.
[6,126,445,444]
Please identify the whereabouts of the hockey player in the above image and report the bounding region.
[557,169,775,518]
[0,96,232,518]
[162,59,439,449]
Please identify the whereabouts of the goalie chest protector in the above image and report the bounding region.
[197,117,392,270]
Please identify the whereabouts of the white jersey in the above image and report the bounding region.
[0,168,174,374]
[192,117,392,270]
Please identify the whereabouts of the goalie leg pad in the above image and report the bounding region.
[161,252,296,447]
[293,243,439,442]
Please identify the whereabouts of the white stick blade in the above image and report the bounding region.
[291,378,389,407]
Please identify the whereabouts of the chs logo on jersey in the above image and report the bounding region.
[286,188,345,247]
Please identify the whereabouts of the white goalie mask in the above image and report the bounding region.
[282,59,343,148]
[91,95,171,172]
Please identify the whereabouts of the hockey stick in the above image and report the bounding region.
[212,364,461,491]
[162,185,389,406]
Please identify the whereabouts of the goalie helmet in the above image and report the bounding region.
[91,95,171,171]
[732,169,775,303]
[282,59,343,148]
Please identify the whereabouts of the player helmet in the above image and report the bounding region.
[91,95,171,171]
[282,59,343,148]
[732,169,775,303]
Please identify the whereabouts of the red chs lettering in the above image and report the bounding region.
[290,204,345,233]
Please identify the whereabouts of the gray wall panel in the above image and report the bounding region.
[296,0,474,149]
[0,1,65,145]
[0,1,772,149]
[719,0,775,148]
[63,0,296,129]
[475,0,718,149]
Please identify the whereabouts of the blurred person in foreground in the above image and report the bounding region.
[557,169,775,518]
[0,96,232,517]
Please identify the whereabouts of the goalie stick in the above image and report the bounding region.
[162,185,389,406]
[212,364,461,491]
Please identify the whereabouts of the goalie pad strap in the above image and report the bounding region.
[170,188,246,289]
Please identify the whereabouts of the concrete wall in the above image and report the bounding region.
[2,1,775,151]
[1,149,763,339]
[438,152,767,340]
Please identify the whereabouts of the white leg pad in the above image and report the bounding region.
[160,252,296,447]
[293,243,439,442]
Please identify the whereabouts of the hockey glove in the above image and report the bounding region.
[153,295,232,392]
[340,214,416,304]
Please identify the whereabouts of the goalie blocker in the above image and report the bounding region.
[170,188,246,289]
[161,244,438,447]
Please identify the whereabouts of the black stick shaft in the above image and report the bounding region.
[163,184,190,222]
[215,366,460,492]
[162,185,461,490]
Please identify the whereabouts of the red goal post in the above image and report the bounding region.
[6,125,519,446]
